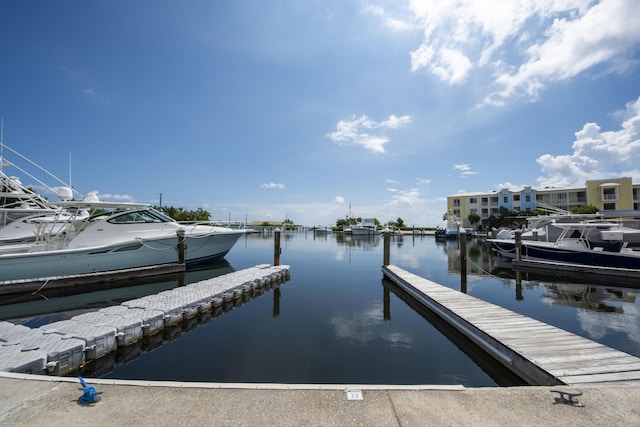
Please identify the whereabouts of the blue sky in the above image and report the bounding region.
[1,0,639,227]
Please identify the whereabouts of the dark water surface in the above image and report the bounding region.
[2,232,639,387]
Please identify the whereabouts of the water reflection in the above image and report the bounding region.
[328,301,414,349]
[0,260,235,324]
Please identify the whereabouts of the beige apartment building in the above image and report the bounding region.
[446,177,640,228]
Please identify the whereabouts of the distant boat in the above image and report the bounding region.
[436,214,470,240]
[313,225,332,234]
[351,218,379,236]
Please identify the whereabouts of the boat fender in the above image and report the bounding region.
[78,376,101,404]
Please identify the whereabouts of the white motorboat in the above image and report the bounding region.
[351,218,379,236]
[1,141,80,228]
[0,171,59,227]
[0,202,245,282]
[0,210,90,244]
[312,225,332,234]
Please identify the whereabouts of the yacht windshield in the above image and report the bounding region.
[108,209,172,224]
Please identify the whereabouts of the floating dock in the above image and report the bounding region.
[511,258,640,285]
[0,263,187,297]
[0,264,290,376]
[382,265,640,387]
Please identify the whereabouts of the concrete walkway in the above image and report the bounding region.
[1,374,638,426]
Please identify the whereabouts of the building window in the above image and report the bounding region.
[513,195,520,201]
[602,188,617,200]
[603,203,616,210]
[503,196,508,203]
[453,199,460,207]
[490,197,498,204]
[453,209,460,217]
[469,197,477,204]
[525,195,531,202]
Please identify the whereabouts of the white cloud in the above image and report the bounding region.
[485,0,640,105]
[389,188,421,206]
[371,0,640,104]
[326,114,411,153]
[362,2,415,32]
[416,178,432,185]
[260,182,285,189]
[99,193,134,201]
[430,48,473,85]
[334,196,345,204]
[536,95,640,187]
[453,163,479,177]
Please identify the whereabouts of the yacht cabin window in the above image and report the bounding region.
[108,209,171,224]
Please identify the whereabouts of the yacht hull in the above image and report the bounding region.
[0,231,243,282]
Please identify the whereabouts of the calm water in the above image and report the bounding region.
[2,232,639,387]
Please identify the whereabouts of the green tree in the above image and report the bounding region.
[154,206,211,222]
[570,204,599,214]
[468,212,480,227]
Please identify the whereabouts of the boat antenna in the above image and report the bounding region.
[1,142,83,199]
[69,152,72,198]
[0,117,4,175]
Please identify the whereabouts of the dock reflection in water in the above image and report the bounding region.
[1,232,639,385]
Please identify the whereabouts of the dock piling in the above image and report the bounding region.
[383,231,391,266]
[459,230,467,294]
[177,229,185,264]
[274,228,281,266]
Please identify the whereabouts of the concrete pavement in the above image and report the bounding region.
[1,373,639,426]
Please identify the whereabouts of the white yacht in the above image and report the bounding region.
[351,218,379,236]
[0,201,245,282]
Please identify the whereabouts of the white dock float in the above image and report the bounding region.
[39,320,118,361]
[0,322,48,374]
[70,312,143,347]
[0,321,85,376]
[0,346,47,374]
[1,264,291,376]
[383,264,640,387]
[99,306,165,337]
[121,297,186,327]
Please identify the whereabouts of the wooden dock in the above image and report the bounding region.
[382,264,640,387]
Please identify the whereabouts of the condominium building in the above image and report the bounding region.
[447,177,640,228]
